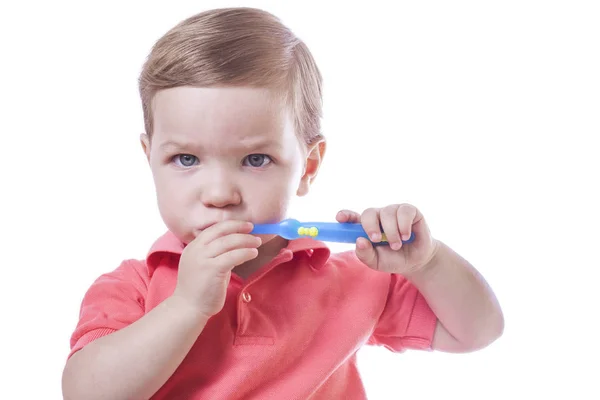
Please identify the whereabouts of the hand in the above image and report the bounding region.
[172,220,261,318]
[336,204,439,275]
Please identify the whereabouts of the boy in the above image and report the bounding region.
[62,7,503,400]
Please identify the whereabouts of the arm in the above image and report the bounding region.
[338,205,503,353]
[405,240,504,352]
[63,220,261,400]
[62,295,209,400]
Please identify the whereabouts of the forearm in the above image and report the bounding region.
[405,240,504,350]
[62,295,209,400]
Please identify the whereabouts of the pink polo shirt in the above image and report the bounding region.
[68,231,437,399]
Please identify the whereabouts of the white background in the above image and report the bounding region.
[1,1,599,399]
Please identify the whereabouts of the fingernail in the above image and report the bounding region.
[370,232,380,241]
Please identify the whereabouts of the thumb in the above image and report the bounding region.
[355,237,379,270]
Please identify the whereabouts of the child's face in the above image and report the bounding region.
[141,86,323,245]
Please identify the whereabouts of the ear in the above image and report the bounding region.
[297,139,326,197]
[140,133,151,162]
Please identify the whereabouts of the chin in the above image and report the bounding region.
[167,225,195,245]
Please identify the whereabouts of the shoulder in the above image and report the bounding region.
[92,258,150,288]
[79,259,151,310]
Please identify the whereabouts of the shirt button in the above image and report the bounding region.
[242,292,252,303]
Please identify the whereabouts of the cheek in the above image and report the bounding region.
[253,196,291,223]
[245,170,298,220]
[153,176,196,241]
[153,169,194,212]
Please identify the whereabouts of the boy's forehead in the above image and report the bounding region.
[157,132,285,153]
[151,86,295,149]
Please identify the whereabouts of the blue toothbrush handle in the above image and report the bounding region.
[251,220,415,245]
[306,222,415,245]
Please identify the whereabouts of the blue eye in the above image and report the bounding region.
[244,154,272,167]
[174,154,198,167]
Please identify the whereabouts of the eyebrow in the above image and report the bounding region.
[158,140,193,152]
[158,138,283,153]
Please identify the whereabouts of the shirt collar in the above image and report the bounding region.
[146,231,331,275]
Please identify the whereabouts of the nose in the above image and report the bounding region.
[200,170,241,208]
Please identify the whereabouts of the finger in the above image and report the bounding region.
[336,209,361,223]
[380,205,403,250]
[396,204,418,242]
[355,237,379,269]
[196,220,254,245]
[204,233,261,258]
[213,247,259,272]
[361,208,382,242]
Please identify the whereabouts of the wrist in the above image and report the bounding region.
[403,239,444,282]
[167,293,212,325]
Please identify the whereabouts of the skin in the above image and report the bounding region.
[338,205,504,352]
[62,86,503,400]
[141,86,324,280]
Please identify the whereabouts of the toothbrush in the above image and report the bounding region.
[251,219,415,245]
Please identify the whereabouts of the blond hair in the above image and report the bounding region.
[139,7,323,145]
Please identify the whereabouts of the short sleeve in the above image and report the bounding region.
[67,260,149,359]
[367,273,437,352]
